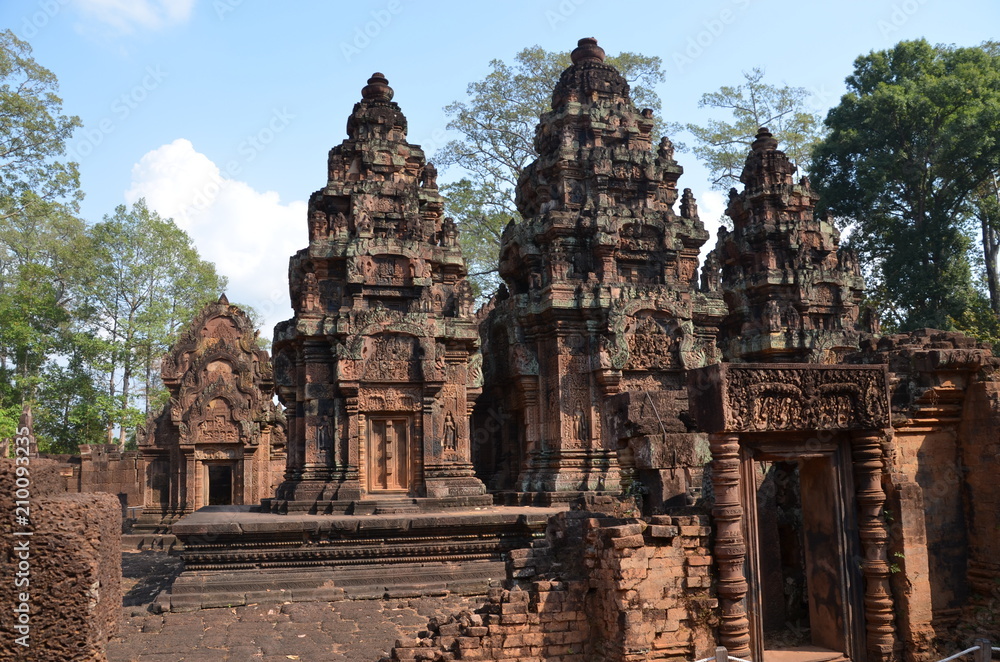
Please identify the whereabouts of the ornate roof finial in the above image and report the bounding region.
[571,37,605,64]
[361,72,393,102]
[751,126,778,153]
[218,293,229,305]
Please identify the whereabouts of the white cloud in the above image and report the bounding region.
[696,189,728,264]
[71,0,196,32]
[126,138,305,338]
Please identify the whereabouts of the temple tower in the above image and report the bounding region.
[267,74,489,512]
[477,39,725,499]
[709,127,866,363]
[137,294,285,529]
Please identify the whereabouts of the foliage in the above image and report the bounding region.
[436,46,670,295]
[79,199,227,446]
[686,67,824,190]
[0,29,82,222]
[811,39,1000,332]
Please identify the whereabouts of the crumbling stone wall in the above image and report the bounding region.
[852,329,1000,657]
[0,458,121,661]
[78,444,143,519]
[385,510,716,661]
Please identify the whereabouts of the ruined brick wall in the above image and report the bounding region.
[78,445,143,519]
[385,511,717,661]
[958,375,1000,636]
[0,458,121,661]
[852,329,1000,656]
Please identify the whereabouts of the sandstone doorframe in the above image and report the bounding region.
[689,364,896,662]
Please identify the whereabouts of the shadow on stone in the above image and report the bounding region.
[121,551,183,607]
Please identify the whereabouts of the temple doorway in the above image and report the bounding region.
[368,416,410,492]
[207,463,234,505]
[743,438,865,662]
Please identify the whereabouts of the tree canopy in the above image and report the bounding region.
[811,39,1000,333]
[435,46,669,294]
[686,67,824,191]
[0,34,229,452]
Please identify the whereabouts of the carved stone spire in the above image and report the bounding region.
[713,128,865,363]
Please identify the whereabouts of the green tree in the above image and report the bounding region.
[436,45,670,294]
[0,31,88,448]
[686,67,824,190]
[0,29,82,222]
[81,199,227,447]
[811,39,1000,332]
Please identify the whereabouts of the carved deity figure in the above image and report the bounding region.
[441,217,458,247]
[354,208,373,235]
[443,411,457,451]
[574,401,589,442]
[332,211,348,235]
[657,136,675,161]
[302,272,320,312]
[420,162,438,189]
[309,209,329,241]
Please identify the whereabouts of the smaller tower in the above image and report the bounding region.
[710,128,865,363]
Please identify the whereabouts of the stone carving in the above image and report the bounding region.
[268,73,487,510]
[137,294,284,525]
[715,127,865,363]
[696,364,890,433]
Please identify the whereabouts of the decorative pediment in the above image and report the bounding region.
[688,363,890,434]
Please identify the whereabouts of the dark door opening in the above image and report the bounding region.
[207,464,233,505]
[744,441,864,662]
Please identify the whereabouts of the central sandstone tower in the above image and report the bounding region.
[476,38,725,499]
[267,73,489,512]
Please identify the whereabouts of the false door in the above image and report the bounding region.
[367,417,410,492]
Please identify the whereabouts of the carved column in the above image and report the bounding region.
[851,430,896,662]
[710,432,750,656]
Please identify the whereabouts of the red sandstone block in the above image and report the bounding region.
[466,626,488,637]
[502,601,528,614]
[457,637,480,649]
[501,613,527,625]
[687,554,711,566]
[612,534,645,549]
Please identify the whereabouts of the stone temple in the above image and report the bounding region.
[27,36,1000,662]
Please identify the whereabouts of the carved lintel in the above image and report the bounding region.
[689,363,890,434]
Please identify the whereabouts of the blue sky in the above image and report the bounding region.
[3,0,998,333]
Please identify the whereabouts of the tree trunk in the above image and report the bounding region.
[982,174,1000,315]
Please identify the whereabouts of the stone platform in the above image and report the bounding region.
[156,505,560,612]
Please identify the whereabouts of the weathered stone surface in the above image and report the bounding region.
[708,127,868,363]
[0,458,121,661]
[266,72,488,512]
[136,295,285,529]
[475,37,724,499]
